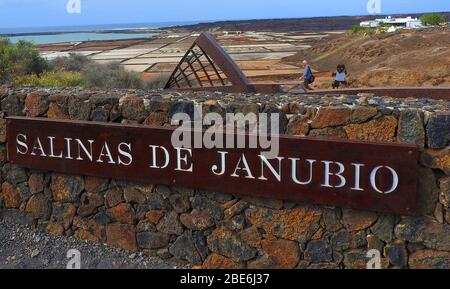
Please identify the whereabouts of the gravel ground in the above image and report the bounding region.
[0,218,190,269]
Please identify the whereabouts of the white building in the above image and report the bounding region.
[360,16,423,30]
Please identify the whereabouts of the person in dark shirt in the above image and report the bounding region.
[299,60,314,92]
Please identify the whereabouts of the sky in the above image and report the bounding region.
[0,0,448,29]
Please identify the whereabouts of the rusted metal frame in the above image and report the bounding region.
[172,77,181,88]
[178,67,192,87]
[167,41,219,88]
[166,78,175,87]
[170,61,194,84]
[172,67,207,87]
[164,42,197,89]
[177,64,216,83]
[195,33,250,91]
[181,71,193,87]
[173,56,220,83]
[166,65,186,87]
[167,70,183,88]
[166,76,180,88]
[185,55,204,87]
[166,32,278,92]
[171,59,200,86]
[167,33,243,89]
[170,51,202,83]
[191,49,214,86]
[191,40,226,86]
[200,47,226,86]
[183,53,205,87]
[166,42,197,86]
[166,69,180,87]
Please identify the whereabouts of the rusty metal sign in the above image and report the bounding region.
[164,32,282,94]
[6,117,418,214]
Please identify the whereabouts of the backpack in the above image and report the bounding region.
[307,67,315,83]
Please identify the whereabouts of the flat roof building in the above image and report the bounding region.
[360,16,423,29]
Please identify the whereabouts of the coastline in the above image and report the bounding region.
[0,29,163,38]
[3,13,449,88]
[3,11,449,38]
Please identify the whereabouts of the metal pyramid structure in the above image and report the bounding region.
[164,32,281,93]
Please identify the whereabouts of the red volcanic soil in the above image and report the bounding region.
[283,29,450,88]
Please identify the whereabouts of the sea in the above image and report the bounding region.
[0,21,202,45]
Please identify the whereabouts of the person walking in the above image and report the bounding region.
[299,60,315,92]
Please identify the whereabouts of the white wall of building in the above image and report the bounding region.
[359,16,424,29]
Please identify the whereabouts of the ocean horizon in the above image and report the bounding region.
[6,32,162,45]
[0,21,205,45]
[0,21,203,35]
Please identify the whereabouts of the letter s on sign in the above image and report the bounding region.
[16,134,28,154]
[370,166,399,194]
[118,142,133,166]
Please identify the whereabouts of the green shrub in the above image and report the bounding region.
[48,54,147,89]
[14,55,148,89]
[0,38,166,89]
[348,25,374,35]
[349,25,365,34]
[14,71,85,87]
[82,62,143,89]
[50,53,91,72]
[420,13,446,26]
[0,38,49,83]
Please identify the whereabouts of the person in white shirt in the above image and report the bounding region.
[332,64,348,89]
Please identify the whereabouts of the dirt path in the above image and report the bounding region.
[0,214,189,269]
[312,35,366,62]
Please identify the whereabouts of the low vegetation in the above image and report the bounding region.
[0,38,168,89]
[0,38,48,83]
[349,13,447,36]
[349,25,370,34]
[50,52,91,72]
[14,71,85,87]
[420,13,446,26]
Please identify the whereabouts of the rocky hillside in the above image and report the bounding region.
[168,12,450,33]
[284,28,450,88]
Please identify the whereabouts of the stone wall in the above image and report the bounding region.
[0,86,449,269]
